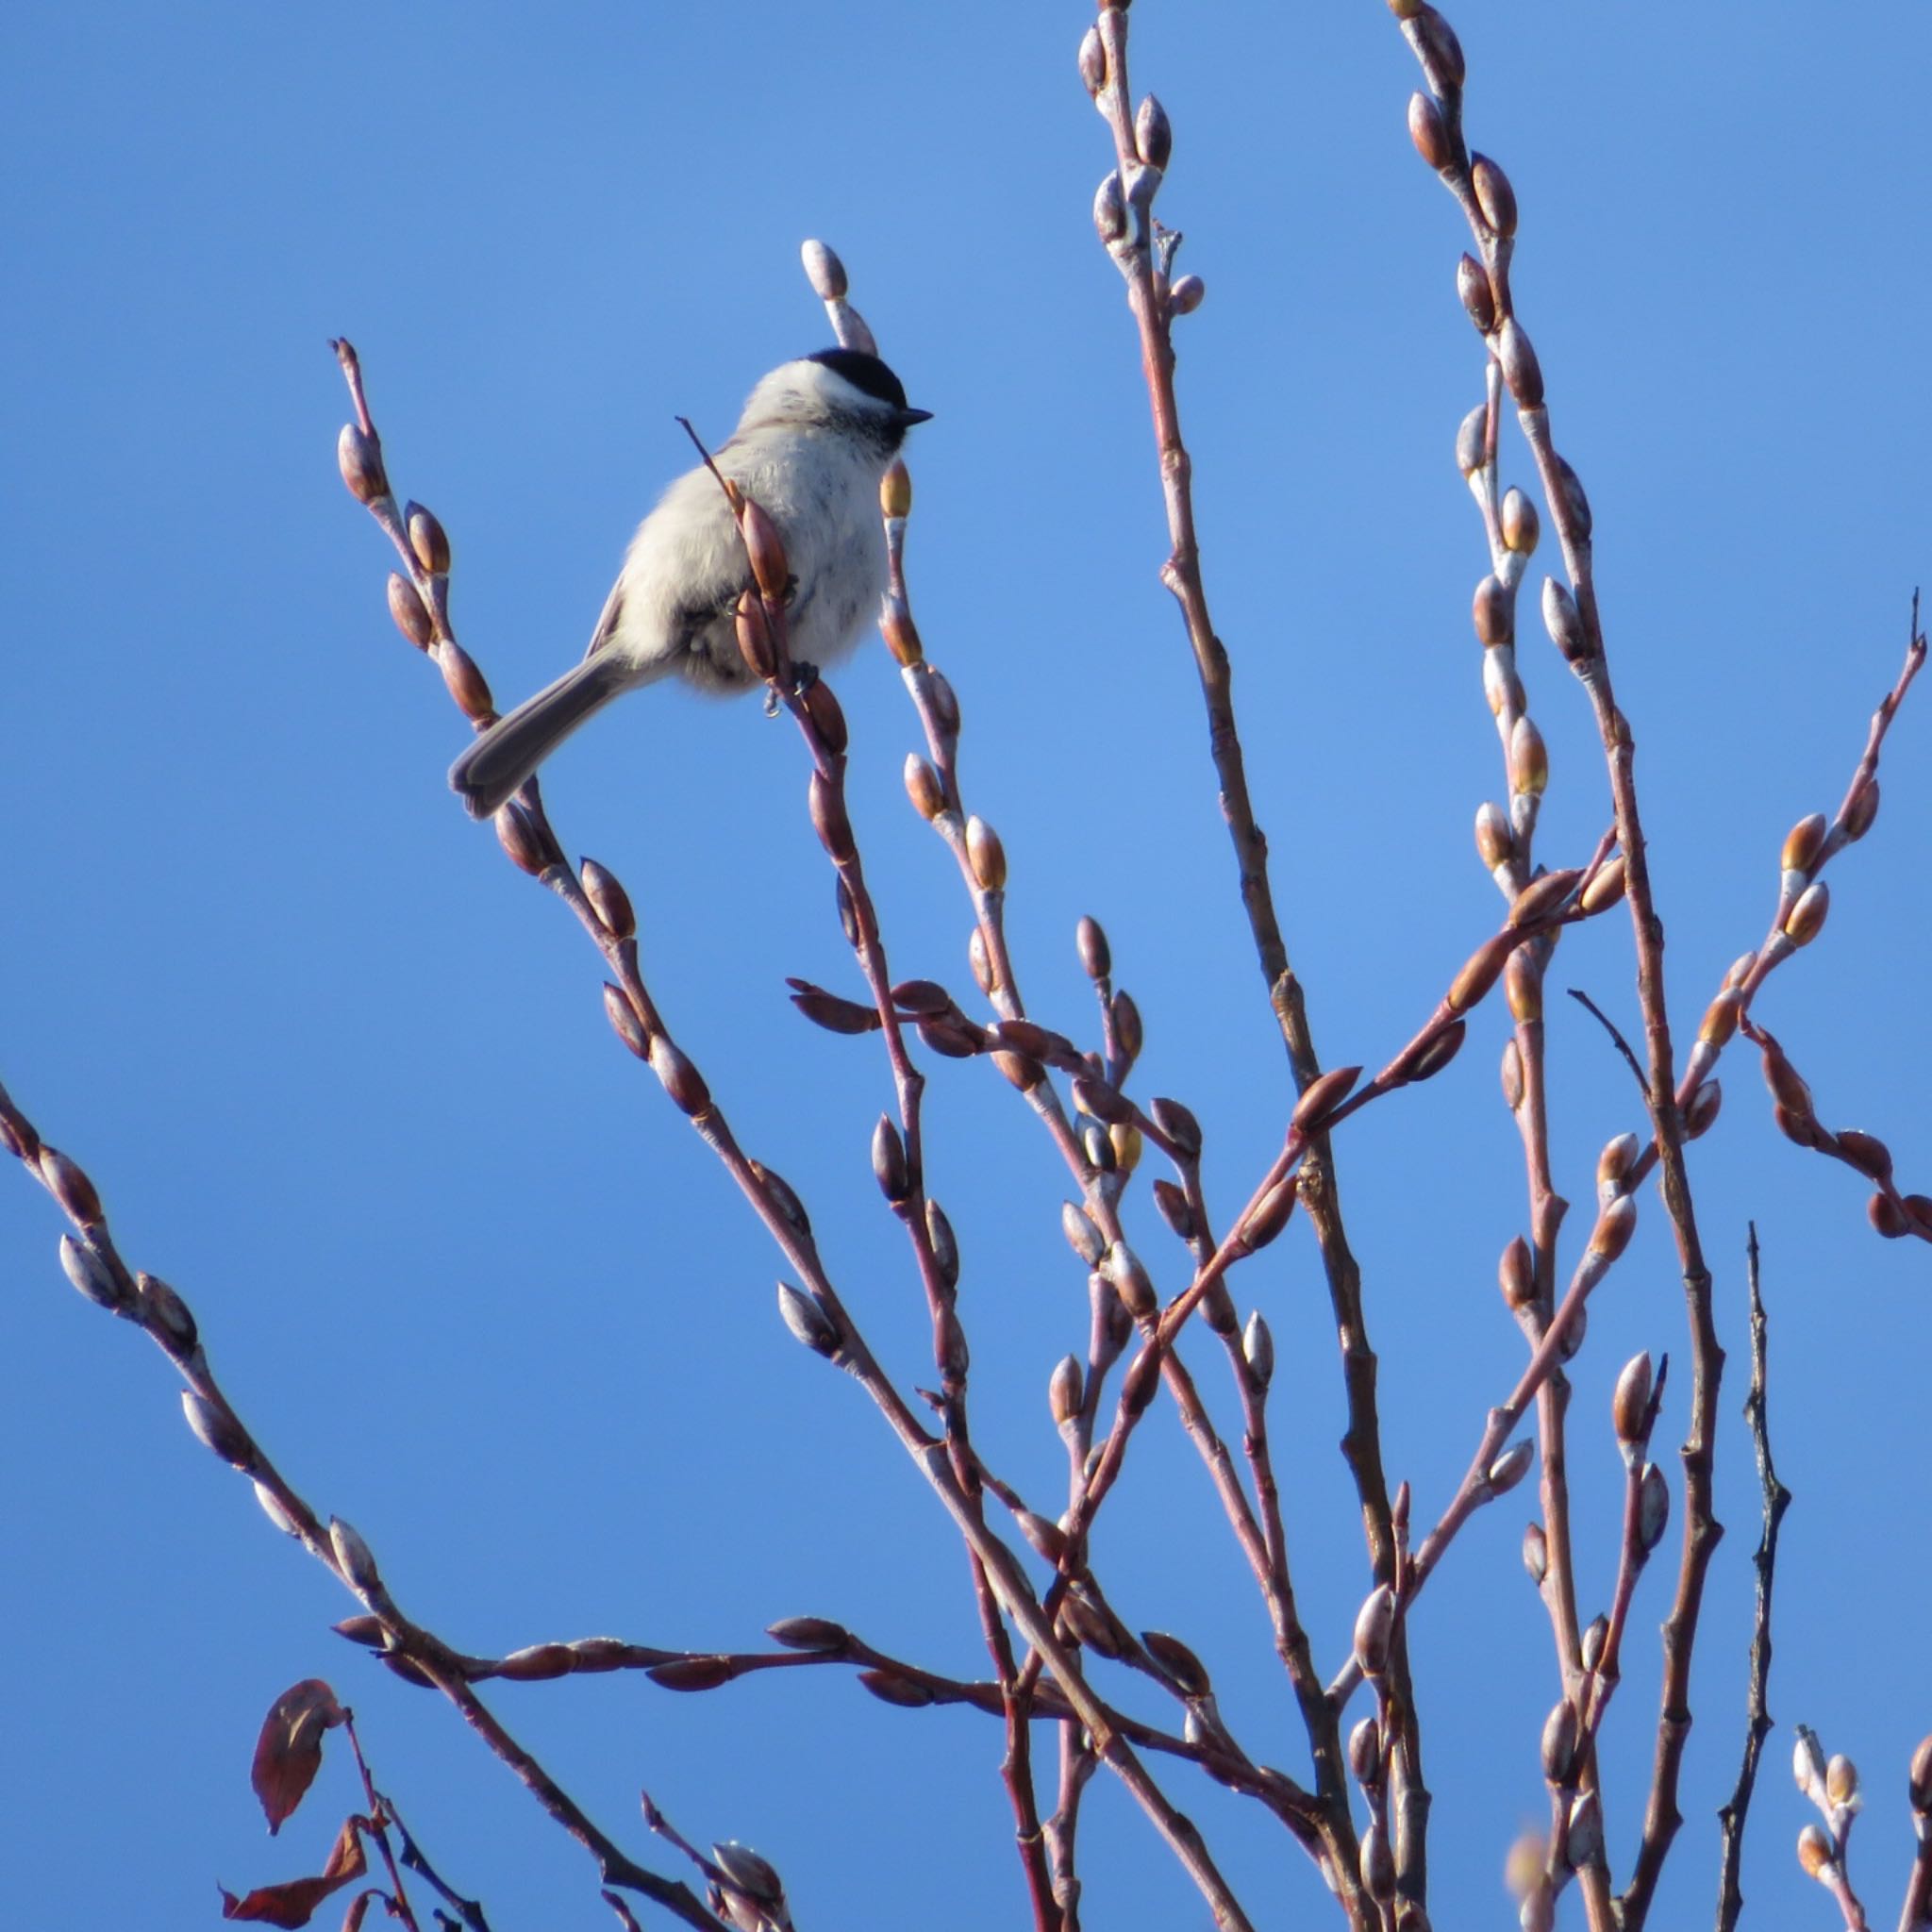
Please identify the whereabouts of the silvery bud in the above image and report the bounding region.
[336,424,388,504]
[1457,253,1495,333]
[330,1516,382,1593]
[1094,172,1127,245]
[1473,573,1511,645]
[1488,1439,1535,1497]
[1796,1822,1836,1881]
[1076,915,1111,980]
[138,1274,198,1354]
[1408,92,1451,172]
[1581,1613,1608,1672]
[871,1115,910,1204]
[1541,1698,1581,1784]
[1844,780,1880,841]
[800,239,847,301]
[1784,879,1829,945]
[1781,812,1829,876]
[1509,715,1548,796]
[966,815,1008,891]
[1350,1715,1382,1787]
[1456,401,1488,479]
[1242,1310,1274,1389]
[1638,1461,1670,1552]
[1353,1584,1397,1678]
[1360,1820,1395,1903]
[387,572,432,648]
[778,1282,841,1358]
[1135,94,1172,170]
[1049,1355,1083,1427]
[1501,487,1540,555]
[1523,1521,1548,1585]
[1794,1726,1829,1808]
[1077,25,1107,94]
[1611,1352,1653,1456]
[711,1841,786,1911]
[1062,1200,1104,1266]
[904,754,945,822]
[405,502,450,575]
[1598,1132,1640,1202]
[1103,1241,1158,1320]
[1589,1192,1638,1262]
[1169,274,1206,316]
[1552,454,1592,540]
[1412,6,1465,92]
[1564,1790,1603,1871]
[1497,319,1544,407]
[1150,1097,1202,1158]
[1471,154,1518,236]
[1475,800,1514,873]
[59,1233,125,1311]
[924,1198,958,1288]
[1541,577,1590,663]
[255,1481,301,1538]
[579,858,635,939]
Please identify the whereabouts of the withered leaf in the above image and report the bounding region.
[221,1815,368,1925]
[251,1679,346,1834]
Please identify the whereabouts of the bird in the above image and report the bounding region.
[449,348,931,820]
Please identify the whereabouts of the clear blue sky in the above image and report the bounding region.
[4,4,1927,1927]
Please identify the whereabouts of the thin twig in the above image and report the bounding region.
[1567,988,1650,1098]
[1715,1224,1791,1932]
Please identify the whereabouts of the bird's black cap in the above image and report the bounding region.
[807,347,932,425]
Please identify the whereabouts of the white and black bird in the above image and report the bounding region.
[450,348,931,819]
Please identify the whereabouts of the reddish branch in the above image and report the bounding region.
[1082,9,1408,1910]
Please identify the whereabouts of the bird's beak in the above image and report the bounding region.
[895,407,934,427]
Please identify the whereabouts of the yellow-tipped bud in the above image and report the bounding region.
[1781,811,1828,875]
[880,459,912,519]
[1784,879,1829,945]
[406,501,450,575]
[966,815,1008,891]
[1699,991,1741,1048]
[1501,487,1540,555]
[1509,715,1549,797]
[904,754,944,822]
[1581,857,1627,915]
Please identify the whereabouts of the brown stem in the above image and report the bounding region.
[1089,13,1400,1908]
[341,1713,421,1931]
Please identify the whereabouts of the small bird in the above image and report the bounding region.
[450,348,931,819]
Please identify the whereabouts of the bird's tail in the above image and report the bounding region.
[448,654,639,819]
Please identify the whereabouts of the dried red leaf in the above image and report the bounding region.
[221,1816,367,1925]
[251,1680,346,1835]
